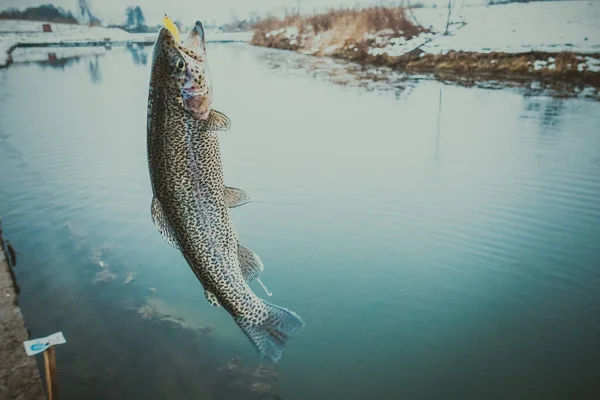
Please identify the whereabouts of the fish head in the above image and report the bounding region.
[150,21,213,120]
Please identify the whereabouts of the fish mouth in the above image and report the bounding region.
[182,21,206,53]
[181,89,203,98]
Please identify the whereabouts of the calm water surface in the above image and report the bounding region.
[1,44,600,399]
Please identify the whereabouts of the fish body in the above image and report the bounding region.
[146,22,304,362]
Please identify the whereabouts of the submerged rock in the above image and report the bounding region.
[93,268,116,283]
[254,364,280,380]
[219,358,242,375]
[124,272,134,284]
[250,382,272,394]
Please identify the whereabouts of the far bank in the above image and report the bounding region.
[250,1,600,87]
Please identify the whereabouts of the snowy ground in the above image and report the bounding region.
[265,1,600,59]
[0,20,252,67]
[413,1,600,54]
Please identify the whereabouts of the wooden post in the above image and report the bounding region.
[43,346,59,400]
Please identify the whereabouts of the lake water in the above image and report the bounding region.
[1,43,600,400]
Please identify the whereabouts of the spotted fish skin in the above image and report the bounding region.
[147,22,305,362]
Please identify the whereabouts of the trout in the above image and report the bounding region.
[146,21,305,362]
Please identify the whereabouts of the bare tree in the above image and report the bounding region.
[125,6,135,29]
[444,0,454,35]
[78,0,91,23]
[404,0,422,28]
[134,6,146,28]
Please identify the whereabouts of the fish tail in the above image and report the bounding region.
[235,301,305,363]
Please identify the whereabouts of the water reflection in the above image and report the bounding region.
[126,43,148,66]
[88,55,102,84]
[0,75,22,161]
[9,46,108,71]
[252,46,418,99]
[435,87,442,163]
[1,45,600,400]
[522,96,567,130]
[251,45,600,101]
[36,53,82,70]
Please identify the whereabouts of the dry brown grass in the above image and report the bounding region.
[252,6,426,59]
[251,6,425,49]
[397,51,600,85]
[251,15,301,34]
[254,6,423,35]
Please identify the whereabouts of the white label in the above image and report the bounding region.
[23,332,66,356]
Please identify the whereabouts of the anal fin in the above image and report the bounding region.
[151,197,180,250]
[238,244,272,296]
[225,186,252,208]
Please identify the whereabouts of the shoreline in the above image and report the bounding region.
[0,19,252,68]
[250,1,600,89]
[0,218,46,400]
[0,37,248,69]
[251,39,600,88]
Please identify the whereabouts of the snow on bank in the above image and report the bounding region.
[0,20,253,67]
[413,1,600,55]
[368,32,436,57]
[263,1,600,60]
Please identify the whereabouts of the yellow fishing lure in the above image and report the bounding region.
[162,15,180,43]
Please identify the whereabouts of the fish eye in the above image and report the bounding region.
[172,57,186,73]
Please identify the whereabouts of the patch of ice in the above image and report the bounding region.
[586,57,600,72]
[533,60,547,70]
[368,32,435,57]
[324,44,341,55]
[284,26,299,39]
[374,36,388,46]
[266,28,285,38]
[375,29,395,37]
[548,63,556,70]
[364,32,376,40]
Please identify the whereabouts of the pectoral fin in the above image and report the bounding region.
[205,290,220,307]
[238,244,273,296]
[205,109,231,132]
[151,197,180,250]
[225,186,252,208]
